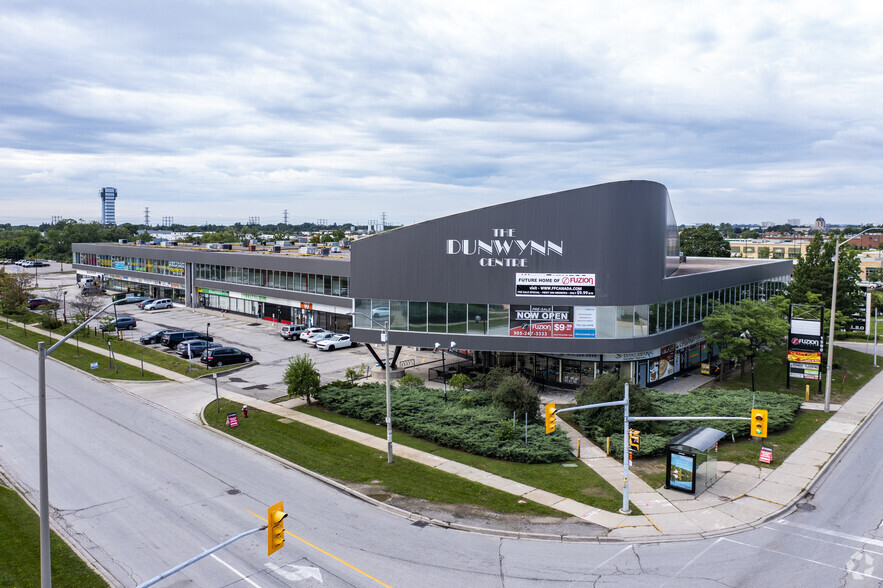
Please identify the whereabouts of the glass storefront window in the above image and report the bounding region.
[428,302,447,333]
[595,306,615,338]
[409,301,427,332]
[467,303,487,335]
[634,304,649,336]
[390,300,408,330]
[354,299,372,328]
[616,306,633,338]
[448,303,467,333]
[488,304,509,335]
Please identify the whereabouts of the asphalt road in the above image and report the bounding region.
[3,334,883,586]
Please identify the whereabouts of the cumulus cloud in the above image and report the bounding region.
[0,0,881,225]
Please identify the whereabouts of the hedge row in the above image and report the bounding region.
[578,388,803,457]
[314,383,573,463]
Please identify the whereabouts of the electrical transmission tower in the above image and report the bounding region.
[144,207,150,226]
[283,209,289,225]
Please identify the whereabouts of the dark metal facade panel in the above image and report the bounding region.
[352,181,675,306]
[71,244,350,276]
[351,181,791,307]
[193,279,348,307]
[351,322,703,354]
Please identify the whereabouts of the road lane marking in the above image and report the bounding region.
[660,537,723,587]
[722,537,883,581]
[265,562,323,582]
[776,520,883,549]
[249,509,391,587]
[210,553,262,587]
[758,526,883,556]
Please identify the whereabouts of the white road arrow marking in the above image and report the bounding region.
[265,562,324,582]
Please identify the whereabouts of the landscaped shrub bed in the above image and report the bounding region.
[576,386,803,457]
[314,383,573,463]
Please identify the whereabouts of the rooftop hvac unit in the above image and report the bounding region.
[321,247,330,255]
[118,239,128,244]
[221,243,233,250]
[272,245,281,253]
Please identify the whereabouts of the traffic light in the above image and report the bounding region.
[751,409,768,438]
[629,429,641,451]
[545,402,556,434]
[267,500,288,556]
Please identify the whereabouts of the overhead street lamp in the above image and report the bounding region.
[825,227,881,412]
[347,311,394,463]
[433,342,457,402]
[37,298,124,587]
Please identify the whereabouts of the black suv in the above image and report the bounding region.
[140,329,174,345]
[161,330,212,348]
[200,347,252,367]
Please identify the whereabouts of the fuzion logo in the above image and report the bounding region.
[791,337,820,347]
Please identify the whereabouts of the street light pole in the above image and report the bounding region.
[824,227,880,412]
[38,298,123,588]
[348,312,393,463]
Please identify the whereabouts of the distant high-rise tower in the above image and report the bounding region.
[100,187,117,225]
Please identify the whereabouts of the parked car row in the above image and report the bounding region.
[280,325,353,351]
[138,327,254,367]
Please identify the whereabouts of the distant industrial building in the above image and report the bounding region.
[100,187,117,226]
[787,218,801,226]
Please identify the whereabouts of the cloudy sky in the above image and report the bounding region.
[2,1,881,227]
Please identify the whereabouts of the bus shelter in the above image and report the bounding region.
[664,427,727,494]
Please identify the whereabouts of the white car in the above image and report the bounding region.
[143,298,173,311]
[299,327,326,342]
[315,334,352,351]
[305,332,335,346]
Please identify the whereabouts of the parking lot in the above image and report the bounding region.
[22,263,379,401]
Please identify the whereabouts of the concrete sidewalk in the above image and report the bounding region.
[7,318,882,540]
[198,361,883,540]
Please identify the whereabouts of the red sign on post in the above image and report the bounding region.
[759,446,773,464]
[226,413,239,428]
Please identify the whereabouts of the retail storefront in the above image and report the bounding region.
[349,180,792,387]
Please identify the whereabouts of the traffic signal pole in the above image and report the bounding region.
[136,526,267,588]
[549,383,755,516]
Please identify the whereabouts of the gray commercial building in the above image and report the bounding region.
[72,180,792,387]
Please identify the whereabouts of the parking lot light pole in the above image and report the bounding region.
[347,311,393,463]
[825,227,880,412]
[38,298,123,588]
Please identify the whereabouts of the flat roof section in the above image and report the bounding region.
[669,256,790,277]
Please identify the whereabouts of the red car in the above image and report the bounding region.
[27,298,55,310]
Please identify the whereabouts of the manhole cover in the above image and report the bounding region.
[247,323,262,327]
[226,489,241,495]
[796,502,816,511]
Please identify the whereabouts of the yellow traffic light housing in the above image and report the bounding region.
[751,409,768,438]
[545,403,556,434]
[267,501,288,556]
[629,429,641,451]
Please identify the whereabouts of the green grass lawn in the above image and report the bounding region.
[0,314,237,378]
[206,399,589,518]
[0,485,107,587]
[295,404,633,514]
[0,324,166,381]
[704,345,881,405]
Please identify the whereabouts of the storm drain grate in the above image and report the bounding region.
[796,502,816,511]
[411,521,429,528]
